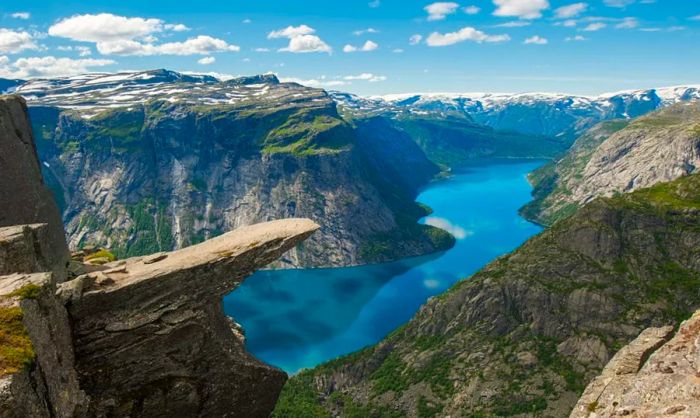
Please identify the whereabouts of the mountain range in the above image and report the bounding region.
[2,70,700,417]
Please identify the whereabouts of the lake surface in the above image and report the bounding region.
[223,160,544,373]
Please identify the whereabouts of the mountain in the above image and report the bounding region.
[332,86,700,140]
[522,102,700,225]
[0,94,316,417]
[14,70,453,267]
[275,172,700,417]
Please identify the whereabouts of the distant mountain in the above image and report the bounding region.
[332,86,700,139]
[522,102,700,225]
[15,69,453,267]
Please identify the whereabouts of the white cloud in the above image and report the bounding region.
[47,13,228,56]
[96,35,239,56]
[77,46,92,56]
[691,15,700,21]
[615,17,639,29]
[409,34,423,45]
[425,2,460,21]
[565,35,587,41]
[48,13,165,42]
[254,47,271,52]
[393,48,404,53]
[280,34,331,53]
[464,6,481,15]
[555,3,588,19]
[524,35,548,44]
[493,0,550,19]
[604,0,634,7]
[279,76,348,88]
[11,12,30,20]
[353,28,379,36]
[242,19,252,24]
[268,25,331,53]
[267,25,316,39]
[426,27,510,46]
[494,21,531,27]
[423,278,442,289]
[369,0,381,8]
[164,23,190,32]
[198,56,215,65]
[0,29,38,54]
[0,55,115,78]
[343,73,386,82]
[562,19,578,27]
[424,217,472,239]
[343,40,378,52]
[583,22,607,31]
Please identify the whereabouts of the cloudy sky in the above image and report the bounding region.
[0,0,698,95]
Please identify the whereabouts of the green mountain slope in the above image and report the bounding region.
[29,80,453,267]
[522,103,700,225]
[275,173,700,417]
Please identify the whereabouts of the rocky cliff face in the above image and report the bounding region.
[523,102,700,225]
[0,96,69,280]
[572,308,700,417]
[275,173,700,417]
[0,94,319,417]
[22,70,451,268]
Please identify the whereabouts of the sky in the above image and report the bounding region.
[0,0,698,96]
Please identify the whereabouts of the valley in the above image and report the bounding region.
[225,160,543,373]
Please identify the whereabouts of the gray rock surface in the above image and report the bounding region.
[67,219,318,417]
[0,96,69,280]
[571,311,700,417]
[524,102,700,225]
[0,94,321,417]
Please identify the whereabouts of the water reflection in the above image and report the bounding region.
[224,160,544,373]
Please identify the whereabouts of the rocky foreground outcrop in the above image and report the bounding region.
[572,310,700,417]
[0,94,318,417]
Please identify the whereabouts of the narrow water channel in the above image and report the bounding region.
[224,160,544,373]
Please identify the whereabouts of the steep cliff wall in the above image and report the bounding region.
[523,102,700,225]
[0,96,69,280]
[27,76,451,268]
[0,94,320,417]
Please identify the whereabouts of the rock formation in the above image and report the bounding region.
[0,96,69,280]
[523,102,700,225]
[22,70,452,268]
[0,94,319,417]
[572,310,700,417]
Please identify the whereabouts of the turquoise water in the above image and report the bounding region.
[223,160,544,373]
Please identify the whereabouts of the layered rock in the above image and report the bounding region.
[275,174,700,417]
[25,71,451,268]
[0,94,320,417]
[572,310,700,417]
[0,96,69,280]
[523,102,700,225]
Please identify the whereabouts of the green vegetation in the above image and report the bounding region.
[271,372,330,418]
[7,284,42,300]
[0,306,35,377]
[417,396,443,418]
[84,249,117,263]
[394,116,568,168]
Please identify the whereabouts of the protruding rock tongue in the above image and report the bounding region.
[65,218,319,417]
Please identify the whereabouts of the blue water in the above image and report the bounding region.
[223,160,544,373]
